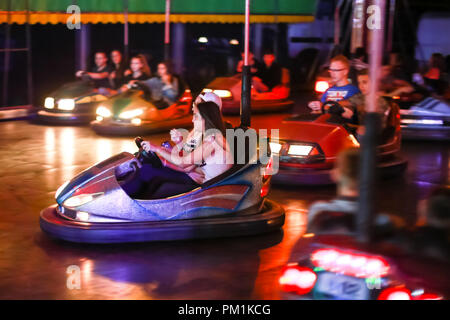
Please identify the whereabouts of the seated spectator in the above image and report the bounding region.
[253,50,283,93]
[138,61,181,108]
[75,52,113,89]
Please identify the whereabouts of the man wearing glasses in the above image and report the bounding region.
[308,55,360,119]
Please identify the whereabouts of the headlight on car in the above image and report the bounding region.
[269,142,282,154]
[96,106,112,118]
[57,99,75,111]
[131,118,142,125]
[212,90,232,98]
[44,97,55,109]
[288,144,314,156]
[119,108,144,119]
[63,192,103,208]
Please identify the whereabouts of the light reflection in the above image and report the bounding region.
[60,128,75,182]
[96,139,113,163]
[120,140,138,155]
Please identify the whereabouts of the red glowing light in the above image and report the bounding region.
[311,248,390,279]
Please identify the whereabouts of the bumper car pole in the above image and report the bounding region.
[240,0,251,128]
[357,0,386,243]
[164,0,171,60]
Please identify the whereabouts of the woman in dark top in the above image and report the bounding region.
[115,54,152,94]
[109,50,129,89]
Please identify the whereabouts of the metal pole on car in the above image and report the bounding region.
[240,0,251,128]
[164,0,171,60]
[26,0,33,107]
[124,0,129,62]
[357,0,386,243]
[2,0,11,107]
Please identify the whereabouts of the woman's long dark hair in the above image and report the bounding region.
[196,101,226,137]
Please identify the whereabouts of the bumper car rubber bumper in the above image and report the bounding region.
[39,199,285,243]
[91,117,192,136]
[37,110,93,124]
[272,156,408,185]
[401,126,450,141]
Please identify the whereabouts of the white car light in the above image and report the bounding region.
[401,119,444,125]
[213,90,232,98]
[63,192,103,208]
[202,88,213,93]
[96,106,112,118]
[96,116,103,122]
[119,109,144,119]
[44,97,55,109]
[269,142,282,154]
[57,99,75,111]
[55,180,70,199]
[288,145,313,156]
[76,211,90,222]
[131,118,142,125]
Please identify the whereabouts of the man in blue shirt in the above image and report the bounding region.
[308,55,360,119]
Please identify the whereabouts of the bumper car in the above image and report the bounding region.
[269,101,407,185]
[202,69,294,115]
[40,135,285,244]
[90,84,193,136]
[398,96,450,141]
[279,212,449,300]
[37,81,108,124]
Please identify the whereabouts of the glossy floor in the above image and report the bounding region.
[0,118,448,299]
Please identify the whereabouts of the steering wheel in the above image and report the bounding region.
[134,137,163,168]
[321,101,345,116]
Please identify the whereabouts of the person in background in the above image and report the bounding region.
[412,186,450,260]
[252,50,283,93]
[378,64,414,97]
[115,54,152,94]
[236,50,264,75]
[139,61,180,107]
[349,47,368,84]
[308,55,360,119]
[307,148,402,236]
[109,50,129,89]
[339,68,392,135]
[75,52,113,89]
[422,53,448,95]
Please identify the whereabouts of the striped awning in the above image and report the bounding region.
[0,0,317,24]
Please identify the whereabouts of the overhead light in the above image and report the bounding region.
[96,116,103,122]
[44,97,54,109]
[57,99,75,111]
[229,39,239,45]
[198,37,208,43]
